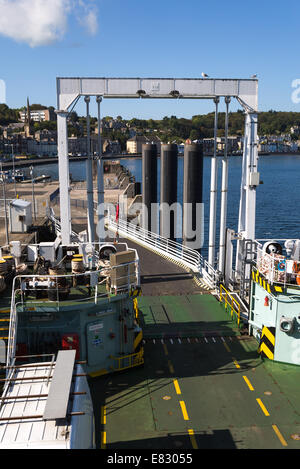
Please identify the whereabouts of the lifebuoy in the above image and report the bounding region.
[297,273,300,286]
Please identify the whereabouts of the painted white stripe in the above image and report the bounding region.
[204,337,208,343]
[170,339,173,344]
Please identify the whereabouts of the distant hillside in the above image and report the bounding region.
[1,104,300,141]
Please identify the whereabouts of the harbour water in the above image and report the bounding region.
[29,154,300,256]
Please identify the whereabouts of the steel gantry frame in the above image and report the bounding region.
[56,76,259,283]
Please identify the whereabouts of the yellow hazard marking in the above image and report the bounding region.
[243,376,254,391]
[133,331,143,350]
[258,342,274,360]
[89,368,108,378]
[163,343,168,356]
[179,401,189,420]
[101,406,106,425]
[274,285,283,292]
[173,379,181,395]
[168,360,174,374]
[101,431,106,449]
[233,359,240,369]
[188,429,198,449]
[223,342,231,353]
[256,398,270,416]
[272,425,288,447]
[262,327,275,346]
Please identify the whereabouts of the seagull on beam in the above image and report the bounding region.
[201,72,209,78]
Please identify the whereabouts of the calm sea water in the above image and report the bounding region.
[30,154,300,256]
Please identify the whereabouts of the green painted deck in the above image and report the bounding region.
[2,233,300,449]
[138,294,240,338]
[91,324,300,449]
[89,237,300,450]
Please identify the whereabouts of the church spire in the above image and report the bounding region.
[25,97,32,137]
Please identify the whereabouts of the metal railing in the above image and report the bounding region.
[107,215,218,289]
[219,284,241,327]
[6,260,140,367]
[255,240,300,290]
[109,350,144,371]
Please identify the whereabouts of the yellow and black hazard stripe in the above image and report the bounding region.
[257,326,275,360]
[133,330,143,353]
[130,286,142,297]
[252,267,283,294]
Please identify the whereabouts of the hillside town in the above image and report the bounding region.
[1,100,300,160]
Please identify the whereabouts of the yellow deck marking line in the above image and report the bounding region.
[233,359,240,369]
[168,360,174,374]
[179,401,189,420]
[173,379,181,395]
[223,342,231,353]
[163,344,168,356]
[256,398,270,416]
[188,429,198,449]
[272,425,288,447]
[243,376,254,391]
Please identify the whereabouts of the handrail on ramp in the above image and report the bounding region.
[106,215,218,288]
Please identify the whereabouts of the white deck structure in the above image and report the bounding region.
[0,351,94,449]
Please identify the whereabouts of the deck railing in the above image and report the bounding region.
[107,215,218,289]
[219,284,241,327]
[6,261,140,367]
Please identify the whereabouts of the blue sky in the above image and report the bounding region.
[1,0,300,119]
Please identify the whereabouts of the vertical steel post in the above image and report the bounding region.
[218,96,231,274]
[183,142,203,249]
[142,143,158,232]
[235,112,258,279]
[30,166,36,221]
[57,110,71,245]
[85,96,95,243]
[160,143,178,240]
[208,97,220,268]
[0,163,9,245]
[96,96,105,241]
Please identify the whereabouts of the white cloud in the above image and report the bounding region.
[81,9,98,35]
[77,0,98,36]
[0,0,99,47]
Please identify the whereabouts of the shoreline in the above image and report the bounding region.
[1,151,300,170]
